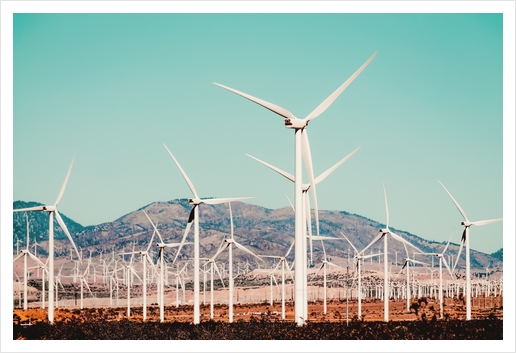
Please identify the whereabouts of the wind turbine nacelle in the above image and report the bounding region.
[461,221,472,227]
[43,205,56,212]
[189,198,201,205]
[284,117,307,129]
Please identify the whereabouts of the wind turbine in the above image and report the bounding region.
[438,181,502,320]
[12,213,37,310]
[118,221,158,321]
[246,145,361,264]
[215,52,377,326]
[259,241,294,320]
[359,183,422,322]
[340,231,381,319]
[163,143,255,324]
[400,243,429,313]
[13,156,81,323]
[207,202,264,323]
[142,210,191,323]
[421,233,454,318]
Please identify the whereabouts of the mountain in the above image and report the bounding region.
[490,248,503,262]
[12,199,502,270]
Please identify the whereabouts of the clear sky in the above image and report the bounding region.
[1,1,515,352]
[5,7,514,254]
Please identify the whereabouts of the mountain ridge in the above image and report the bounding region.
[12,200,502,270]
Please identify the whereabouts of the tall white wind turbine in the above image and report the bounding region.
[438,181,502,320]
[215,52,377,325]
[163,143,255,324]
[13,156,81,323]
[359,183,422,322]
[421,233,454,319]
[143,210,190,323]
[340,231,381,319]
[208,202,264,323]
[259,241,295,320]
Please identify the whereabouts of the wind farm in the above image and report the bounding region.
[5,8,512,348]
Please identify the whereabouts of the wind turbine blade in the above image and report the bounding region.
[27,252,46,268]
[285,194,295,212]
[360,232,384,255]
[213,82,297,120]
[55,155,75,206]
[304,52,377,122]
[471,218,503,227]
[314,146,361,185]
[213,262,225,288]
[327,261,343,269]
[233,241,265,263]
[362,252,382,260]
[130,267,143,283]
[382,182,389,229]
[453,231,466,272]
[163,144,199,198]
[312,263,324,279]
[165,242,193,248]
[83,278,93,296]
[438,181,469,222]
[142,210,165,244]
[442,257,453,277]
[301,129,319,238]
[146,227,157,253]
[211,242,230,261]
[285,240,295,258]
[409,259,429,266]
[201,197,256,205]
[442,230,454,255]
[13,253,24,262]
[55,211,81,261]
[246,154,295,182]
[339,232,358,254]
[389,231,423,254]
[13,206,46,212]
[173,214,194,264]
[310,235,346,241]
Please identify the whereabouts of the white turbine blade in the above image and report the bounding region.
[453,229,466,272]
[285,240,295,258]
[304,52,378,122]
[273,261,282,273]
[229,202,234,239]
[310,235,345,241]
[54,155,75,206]
[471,218,503,227]
[146,227,157,253]
[301,129,319,237]
[55,211,81,261]
[213,82,297,120]
[28,252,46,268]
[201,197,256,205]
[327,261,343,269]
[163,143,199,199]
[312,263,324,279]
[260,255,282,259]
[438,181,469,222]
[130,267,143,283]
[360,232,384,255]
[339,232,359,254]
[409,259,429,266]
[442,257,453,277]
[173,212,194,264]
[211,242,230,261]
[233,241,265,263]
[442,231,454,255]
[142,210,165,244]
[13,253,24,262]
[164,241,193,248]
[83,278,94,296]
[389,231,423,254]
[382,182,389,229]
[246,154,295,182]
[314,146,361,185]
[285,194,295,212]
[13,205,46,212]
[362,252,382,260]
[213,262,225,288]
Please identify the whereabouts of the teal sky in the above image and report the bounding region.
[7,12,510,256]
[2,2,515,351]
